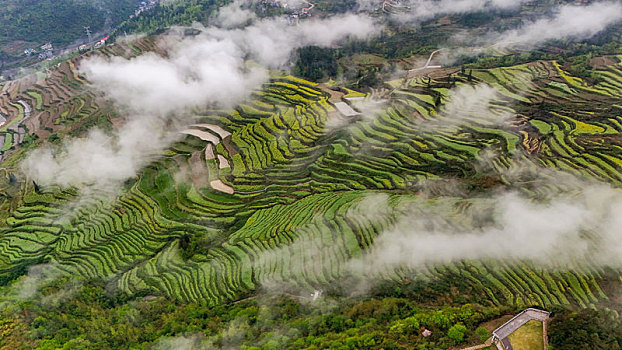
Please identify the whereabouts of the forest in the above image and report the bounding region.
[0,0,138,70]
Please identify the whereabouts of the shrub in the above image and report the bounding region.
[447,323,467,344]
[475,326,490,342]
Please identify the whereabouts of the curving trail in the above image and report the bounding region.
[16,100,31,119]
[382,0,409,13]
[408,49,444,74]
[301,0,315,10]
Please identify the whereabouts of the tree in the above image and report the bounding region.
[434,94,442,108]
[475,326,490,342]
[389,317,420,335]
[358,69,380,89]
[294,46,337,81]
[548,309,622,350]
[447,323,467,344]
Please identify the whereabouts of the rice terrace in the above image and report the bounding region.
[0,0,621,349]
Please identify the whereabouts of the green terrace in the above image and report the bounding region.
[0,52,620,307]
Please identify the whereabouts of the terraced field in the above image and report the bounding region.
[0,36,162,167]
[0,38,621,308]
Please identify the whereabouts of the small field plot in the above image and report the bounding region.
[507,320,544,350]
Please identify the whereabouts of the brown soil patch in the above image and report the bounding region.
[590,56,620,70]
[519,130,543,154]
[318,84,344,103]
[480,314,515,332]
[217,154,230,169]
[222,135,239,156]
[189,151,209,189]
[434,16,452,26]
[210,179,234,194]
[109,116,126,129]
[181,129,219,144]
[349,53,386,66]
[2,40,32,54]
[407,67,461,80]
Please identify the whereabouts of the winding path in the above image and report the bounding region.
[382,0,409,13]
[301,0,315,10]
[17,100,31,119]
[12,100,32,134]
[408,49,443,73]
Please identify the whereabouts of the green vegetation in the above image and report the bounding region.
[447,323,467,344]
[111,0,229,40]
[507,320,544,350]
[0,0,138,70]
[475,326,491,342]
[0,1,622,348]
[0,33,620,315]
[548,308,622,350]
[0,278,513,349]
[294,46,338,82]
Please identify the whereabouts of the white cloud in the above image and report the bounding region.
[246,163,622,292]
[0,263,80,310]
[368,0,528,21]
[443,1,622,59]
[22,120,174,188]
[215,0,257,29]
[432,83,511,130]
[80,36,267,116]
[22,14,381,190]
[347,171,622,276]
[490,1,622,49]
[206,14,380,67]
[152,334,205,350]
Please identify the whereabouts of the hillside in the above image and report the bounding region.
[0,0,621,349]
[0,0,139,72]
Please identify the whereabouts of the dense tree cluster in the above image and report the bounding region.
[0,279,509,349]
[0,0,137,46]
[294,46,338,82]
[111,0,229,39]
[0,0,138,71]
[548,308,622,350]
